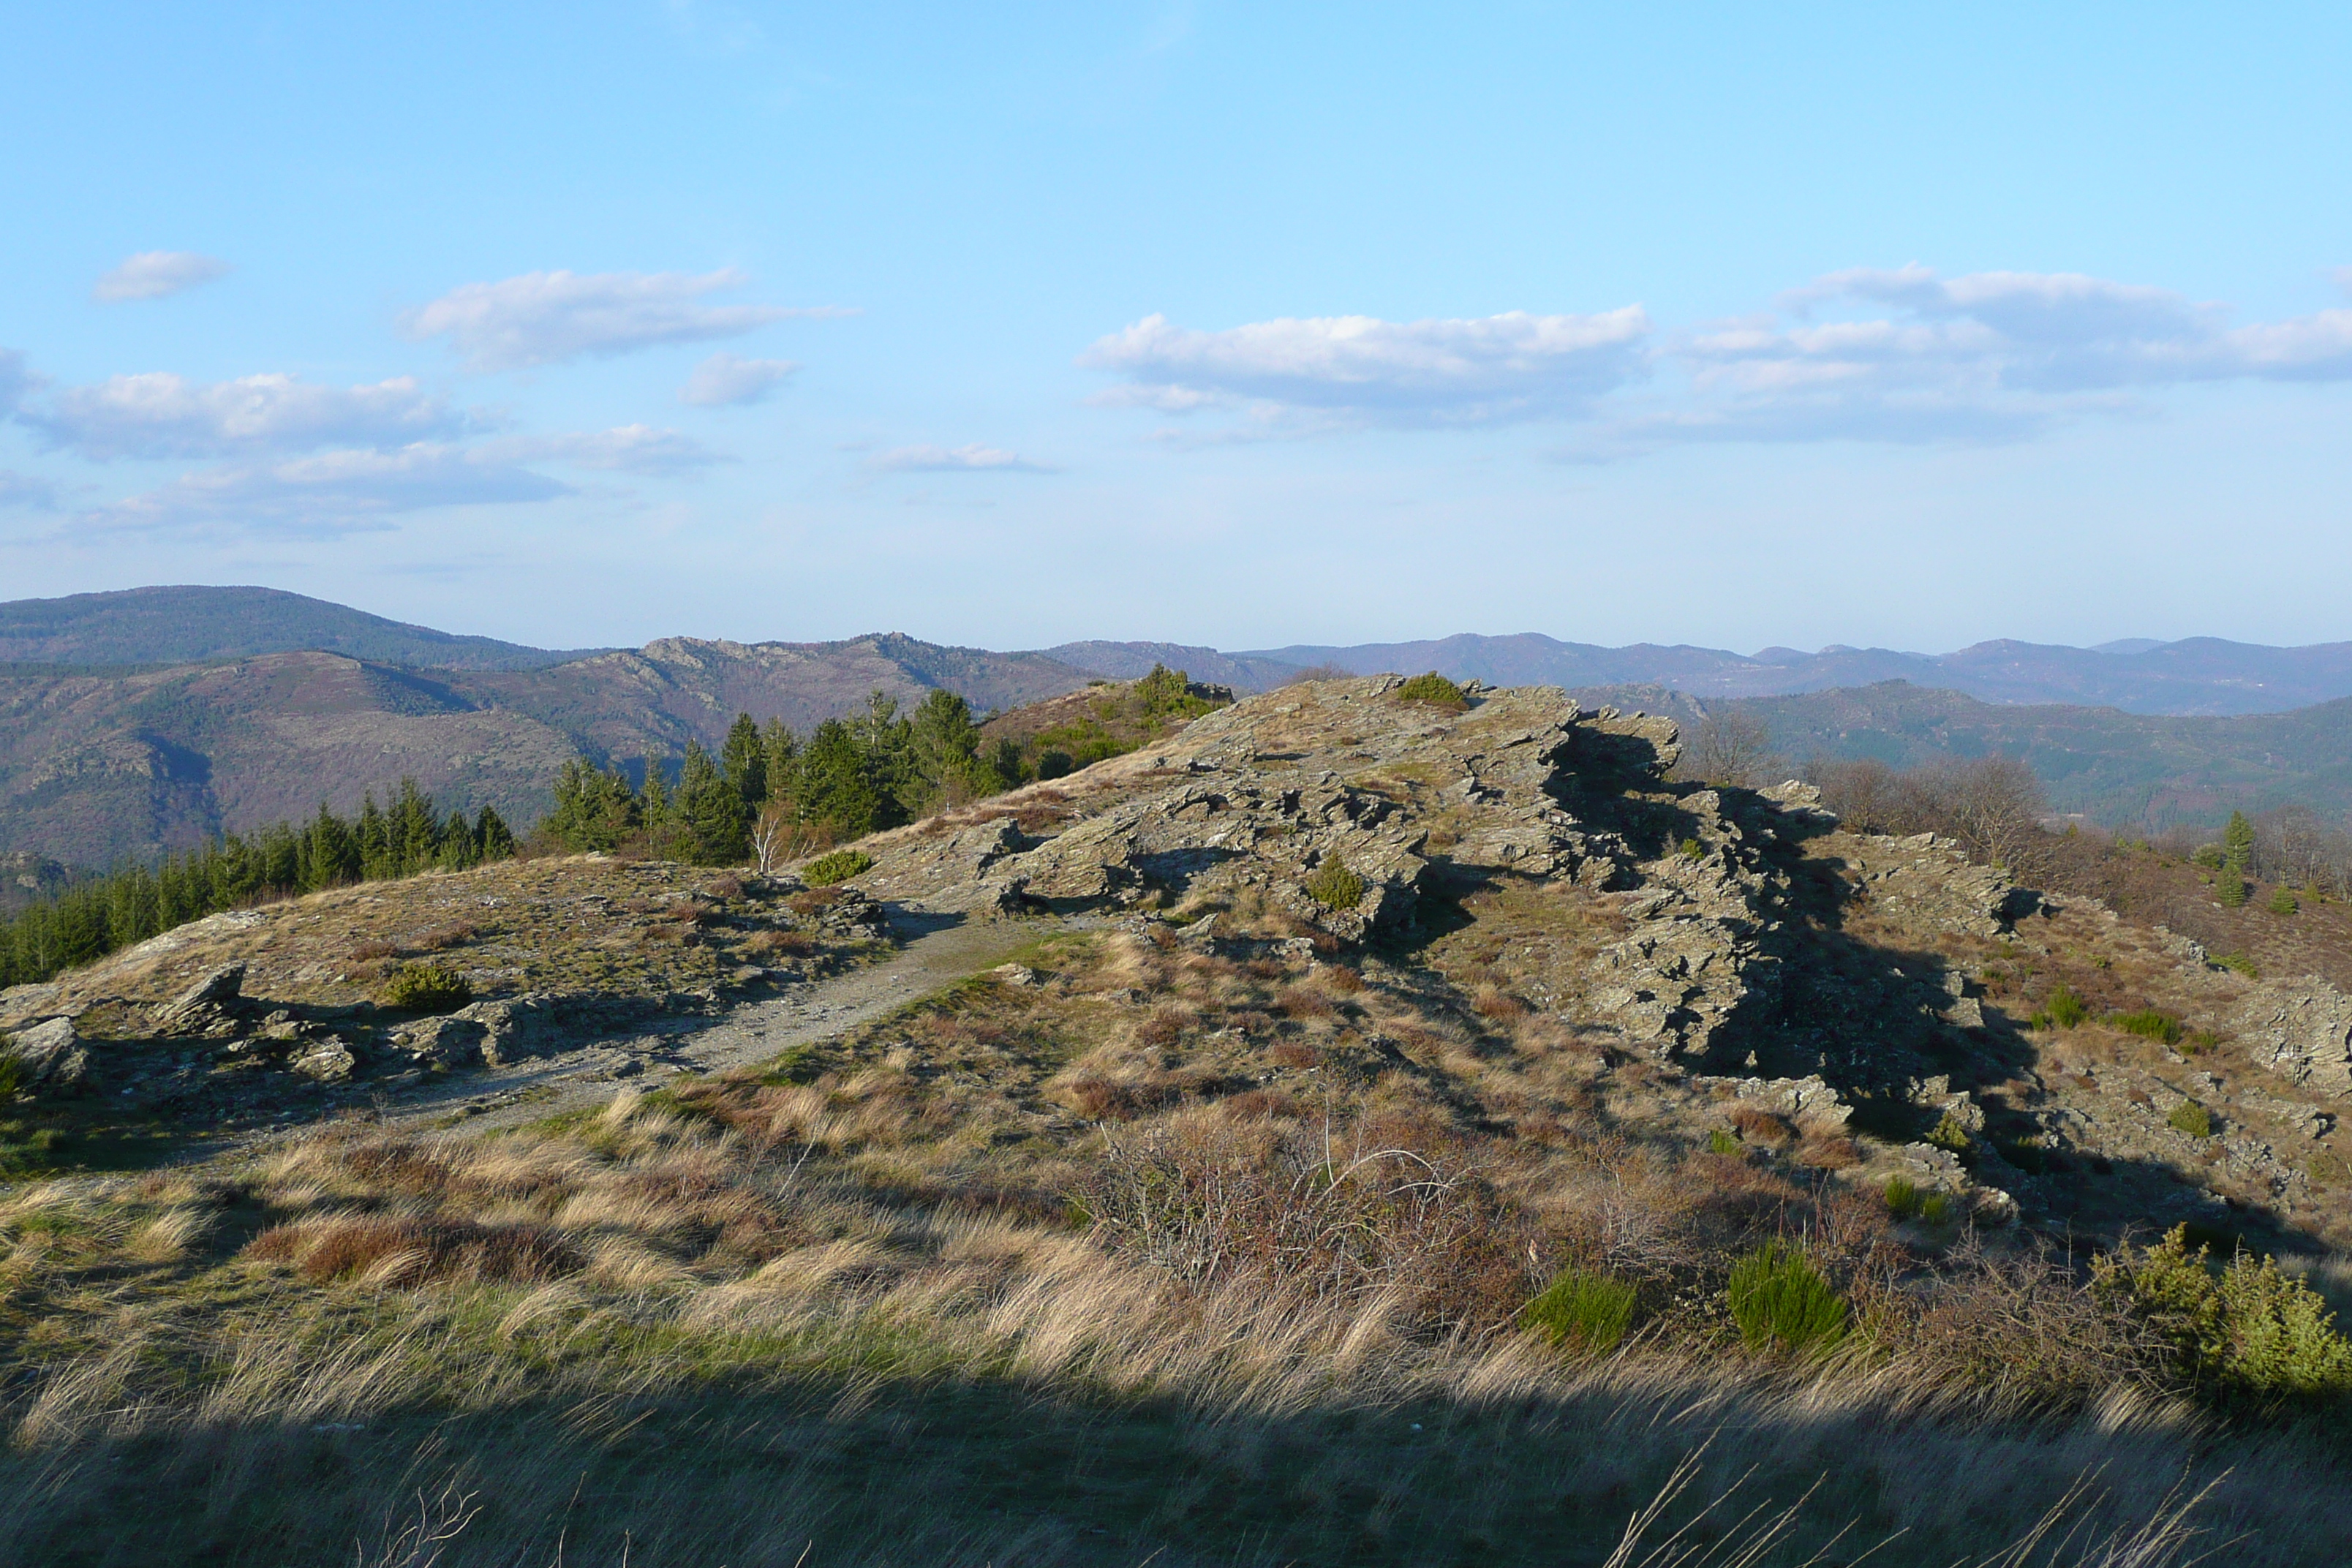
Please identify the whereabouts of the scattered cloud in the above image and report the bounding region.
[1648,265,2352,447]
[867,443,1057,473]
[91,251,232,303]
[490,424,728,475]
[402,268,853,371]
[1079,308,1651,428]
[0,350,36,417]
[18,372,475,461]
[679,351,799,406]
[0,470,56,510]
[88,443,572,534]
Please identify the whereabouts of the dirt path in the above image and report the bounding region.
[200,914,1068,1158]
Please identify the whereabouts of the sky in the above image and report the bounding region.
[3,1,2350,656]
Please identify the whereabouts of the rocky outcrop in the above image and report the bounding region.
[2230,981,2352,1093]
[154,962,251,1037]
[3,1017,91,1095]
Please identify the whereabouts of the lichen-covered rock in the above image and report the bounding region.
[396,1014,487,1069]
[287,1037,356,1082]
[2230,981,2352,1093]
[4,1017,91,1095]
[155,961,251,1037]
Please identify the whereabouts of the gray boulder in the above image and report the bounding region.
[4,1017,91,1095]
[156,962,250,1036]
[396,1014,487,1069]
[287,1037,357,1083]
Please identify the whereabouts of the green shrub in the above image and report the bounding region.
[2216,951,2260,979]
[2192,843,2225,870]
[1708,1128,1740,1156]
[2181,1030,2218,1056]
[2168,1100,2214,1139]
[2268,886,2299,916]
[2097,1224,2352,1408]
[1521,1267,1638,1353]
[2217,875,2248,908]
[1884,1176,1921,1220]
[1393,671,1469,710]
[1726,1243,1847,1354]
[2109,1008,2183,1046]
[377,962,472,1013]
[2040,985,2090,1029]
[1677,837,1704,860]
[1304,853,1364,911]
[0,1044,20,1101]
[802,848,874,886]
[1925,1112,1974,1159]
[1917,1191,1953,1226]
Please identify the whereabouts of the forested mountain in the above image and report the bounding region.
[0,585,599,671]
[0,636,1096,868]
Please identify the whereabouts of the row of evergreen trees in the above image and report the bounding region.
[0,783,513,989]
[540,689,1020,864]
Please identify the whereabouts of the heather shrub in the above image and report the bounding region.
[1522,1266,1637,1353]
[2097,1224,2352,1408]
[1304,853,1364,910]
[1393,671,1469,710]
[2111,1008,2184,1046]
[378,962,472,1013]
[1727,1243,1847,1354]
[2032,985,2090,1030]
[2168,1101,2214,1139]
[802,848,874,886]
[1925,1112,1974,1158]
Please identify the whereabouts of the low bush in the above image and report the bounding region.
[1521,1266,1637,1353]
[1707,1128,1740,1156]
[802,848,874,886]
[1726,1243,1847,1355]
[2216,951,2261,979]
[1304,853,1364,911]
[1885,1176,1921,1220]
[1393,671,1469,710]
[2269,886,2299,915]
[2033,985,2091,1030]
[377,962,472,1013]
[1925,1112,1975,1159]
[2168,1101,2214,1139]
[2111,1008,2184,1046]
[2097,1224,2352,1408]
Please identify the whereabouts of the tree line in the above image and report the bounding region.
[538,687,1023,868]
[0,783,513,989]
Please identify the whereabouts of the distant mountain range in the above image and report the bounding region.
[4,586,2351,868]
[0,585,603,671]
[1215,633,2352,717]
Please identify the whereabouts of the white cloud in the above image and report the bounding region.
[679,351,799,406]
[1079,307,1651,426]
[867,443,1057,473]
[0,349,37,415]
[491,424,728,475]
[88,443,572,534]
[402,268,852,371]
[0,470,56,510]
[1644,265,2352,447]
[91,251,232,303]
[19,372,474,461]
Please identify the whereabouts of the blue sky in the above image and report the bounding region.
[4,2,2349,655]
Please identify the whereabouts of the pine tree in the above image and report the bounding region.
[799,718,882,839]
[475,804,516,860]
[390,780,440,875]
[639,758,671,826]
[677,739,750,864]
[356,793,391,879]
[762,719,800,812]
[720,713,766,809]
[2220,810,2255,907]
[908,688,984,810]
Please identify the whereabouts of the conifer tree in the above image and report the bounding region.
[475,804,516,861]
[676,739,750,864]
[638,758,671,826]
[720,713,766,808]
[799,718,882,838]
[391,780,440,875]
[761,719,799,811]
[2220,809,2255,907]
[356,793,391,878]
